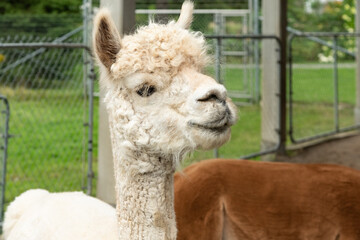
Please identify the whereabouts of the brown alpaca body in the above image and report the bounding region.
[175,159,360,240]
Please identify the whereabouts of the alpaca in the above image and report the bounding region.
[2,1,237,239]
[7,158,360,240]
[92,1,236,238]
[174,159,360,239]
[2,189,118,240]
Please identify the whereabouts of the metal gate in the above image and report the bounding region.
[0,42,95,209]
[288,31,360,144]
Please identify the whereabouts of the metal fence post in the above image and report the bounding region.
[254,0,260,103]
[333,36,339,132]
[86,62,95,195]
[214,37,222,158]
[0,95,9,229]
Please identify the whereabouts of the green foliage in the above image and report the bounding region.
[288,0,356,62]
[342,0,355,32]
[0,0,83,14]
[0,15,82,37]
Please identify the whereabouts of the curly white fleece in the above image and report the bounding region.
[110,21,210,80]
[3,189,117,240]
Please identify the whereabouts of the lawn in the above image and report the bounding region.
[290,66,357,140]
[0,64,358,204]
[1,86,91,204]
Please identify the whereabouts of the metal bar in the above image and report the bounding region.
[222,51,247,56]
[254,0,260,103]
[288,125,360,145]
[214,36,222,158]
[287,27,355,57]
[0,95,9,227]
[288,34,296,144]
[215,38,223,82]
[243,16,248,91]
[205,34,281,44]
[87,63,95,195]
[278,0,288,155]
[82,0,91,194]
[136,9,250,15]
[240,147,278,160]
[287,31,360,38]
[0,43,91,53]
[333,36,340,132]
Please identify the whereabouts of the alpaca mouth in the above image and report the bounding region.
[188,106,235,133]
[188,116,231,133]
[189,122,230,133]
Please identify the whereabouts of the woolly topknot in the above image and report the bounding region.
[110,22,210,80]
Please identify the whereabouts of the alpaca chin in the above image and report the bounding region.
[191,127,232,150]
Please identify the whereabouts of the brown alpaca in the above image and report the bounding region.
[175,159,360,240]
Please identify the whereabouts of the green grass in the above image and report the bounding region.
[291,68,355,104]
[289,66,356,140]
[1,86,91,204]
[1,65,358,204]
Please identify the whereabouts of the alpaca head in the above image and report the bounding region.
[93,1,237,161]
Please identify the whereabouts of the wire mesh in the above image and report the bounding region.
[0,35,94,205]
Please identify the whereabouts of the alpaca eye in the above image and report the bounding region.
[136,84,156,97]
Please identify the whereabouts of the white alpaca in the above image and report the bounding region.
[3,189,117,240]
[3,1,237,239]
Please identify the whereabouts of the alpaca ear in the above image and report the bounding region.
[176,1,194,29]
[93,8,121,71]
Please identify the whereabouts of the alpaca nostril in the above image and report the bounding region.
[198,94,218,102]
[197,91,225,104]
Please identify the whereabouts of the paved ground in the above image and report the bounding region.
[275,133,360,170]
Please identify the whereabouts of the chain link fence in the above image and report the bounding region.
[288,32,360,143]
[0,34,95,208]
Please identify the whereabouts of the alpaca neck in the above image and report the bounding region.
[113,148,177,240]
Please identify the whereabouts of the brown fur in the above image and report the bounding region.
[174,159,360,240]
